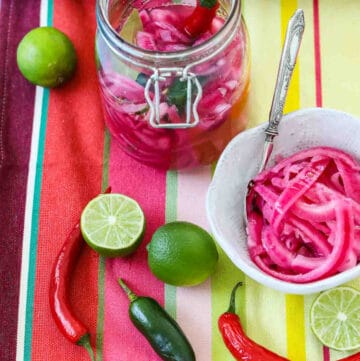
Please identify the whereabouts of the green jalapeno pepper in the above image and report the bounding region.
[118,279,196,361]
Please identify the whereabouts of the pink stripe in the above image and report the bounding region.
[103,140,167,360]
[313,0,323,107]
[176,167,213,361]
[323,346,330,361]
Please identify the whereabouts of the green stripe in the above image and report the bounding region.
[96,256,106,361]
[211,162,217,176]
[96,129,111,361]
[101,129,110,192]
[47,0,53,26]
[24,87,50,361]
[210,156,246,360]
[211,249,247,361]
[164,171,178,318]
[165,171,177,223]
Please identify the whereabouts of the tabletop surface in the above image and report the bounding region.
[1,1,360,361]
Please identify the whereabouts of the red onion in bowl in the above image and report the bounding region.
[246,146,360,283]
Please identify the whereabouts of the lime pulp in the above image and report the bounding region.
[310,286,360,351]
[80,193,145,257]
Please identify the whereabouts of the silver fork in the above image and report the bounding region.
[244,9,305,225]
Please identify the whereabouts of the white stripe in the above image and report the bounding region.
[176,167,213,361]
[16,1,49,359]
[39,0,49,26]
[15,87,44,361]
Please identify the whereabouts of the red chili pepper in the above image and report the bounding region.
[49,187,111,360]
[49,222,95,360]
[184,0,219,38]
[218,282,290,361]
[337,353,360,361]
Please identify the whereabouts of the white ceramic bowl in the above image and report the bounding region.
[206,108,360,294]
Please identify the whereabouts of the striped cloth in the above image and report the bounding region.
[1,1,360,361]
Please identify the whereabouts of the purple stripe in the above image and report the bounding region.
[0,1,40,360]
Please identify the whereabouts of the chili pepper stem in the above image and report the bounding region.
[118,278,138,303]
[226,282,243,314]
[77,334,95,361]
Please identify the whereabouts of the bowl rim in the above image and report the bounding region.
[206,107,360,295]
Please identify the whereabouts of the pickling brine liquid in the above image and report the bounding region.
[96,1,250,169]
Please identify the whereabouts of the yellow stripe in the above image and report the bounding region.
[297,0,316,109]
[280,1,306,361]
[281,0,301,114]
[319,1,360,116]
[244,0,282,129]
[286,294,306,361]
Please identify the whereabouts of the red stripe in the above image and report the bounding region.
[314,1,329,360]
[103,141,167,360]
[31,1,105,360]
[313,0,323,107]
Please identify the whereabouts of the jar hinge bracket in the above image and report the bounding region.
[144,68,203,129]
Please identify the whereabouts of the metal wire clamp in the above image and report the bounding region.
[144,68,203,129]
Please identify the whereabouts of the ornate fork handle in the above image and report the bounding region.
[265,9,305,140]
[245,9,305,226]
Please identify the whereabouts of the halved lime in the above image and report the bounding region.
[80,193,145,257]
[310,286,360,351]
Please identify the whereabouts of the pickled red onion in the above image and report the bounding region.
[246,146,360,283]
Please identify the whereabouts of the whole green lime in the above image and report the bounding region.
[17,27,77,88]
[147,221,219,286]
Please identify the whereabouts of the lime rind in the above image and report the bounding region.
[147,221,219,286]
[310,286,360,351]
[17,27,77,88]
[80,194,145,257]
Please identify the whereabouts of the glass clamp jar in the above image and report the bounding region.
[96,0,250,169]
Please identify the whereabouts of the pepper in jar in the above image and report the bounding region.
[184,0,220,38]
